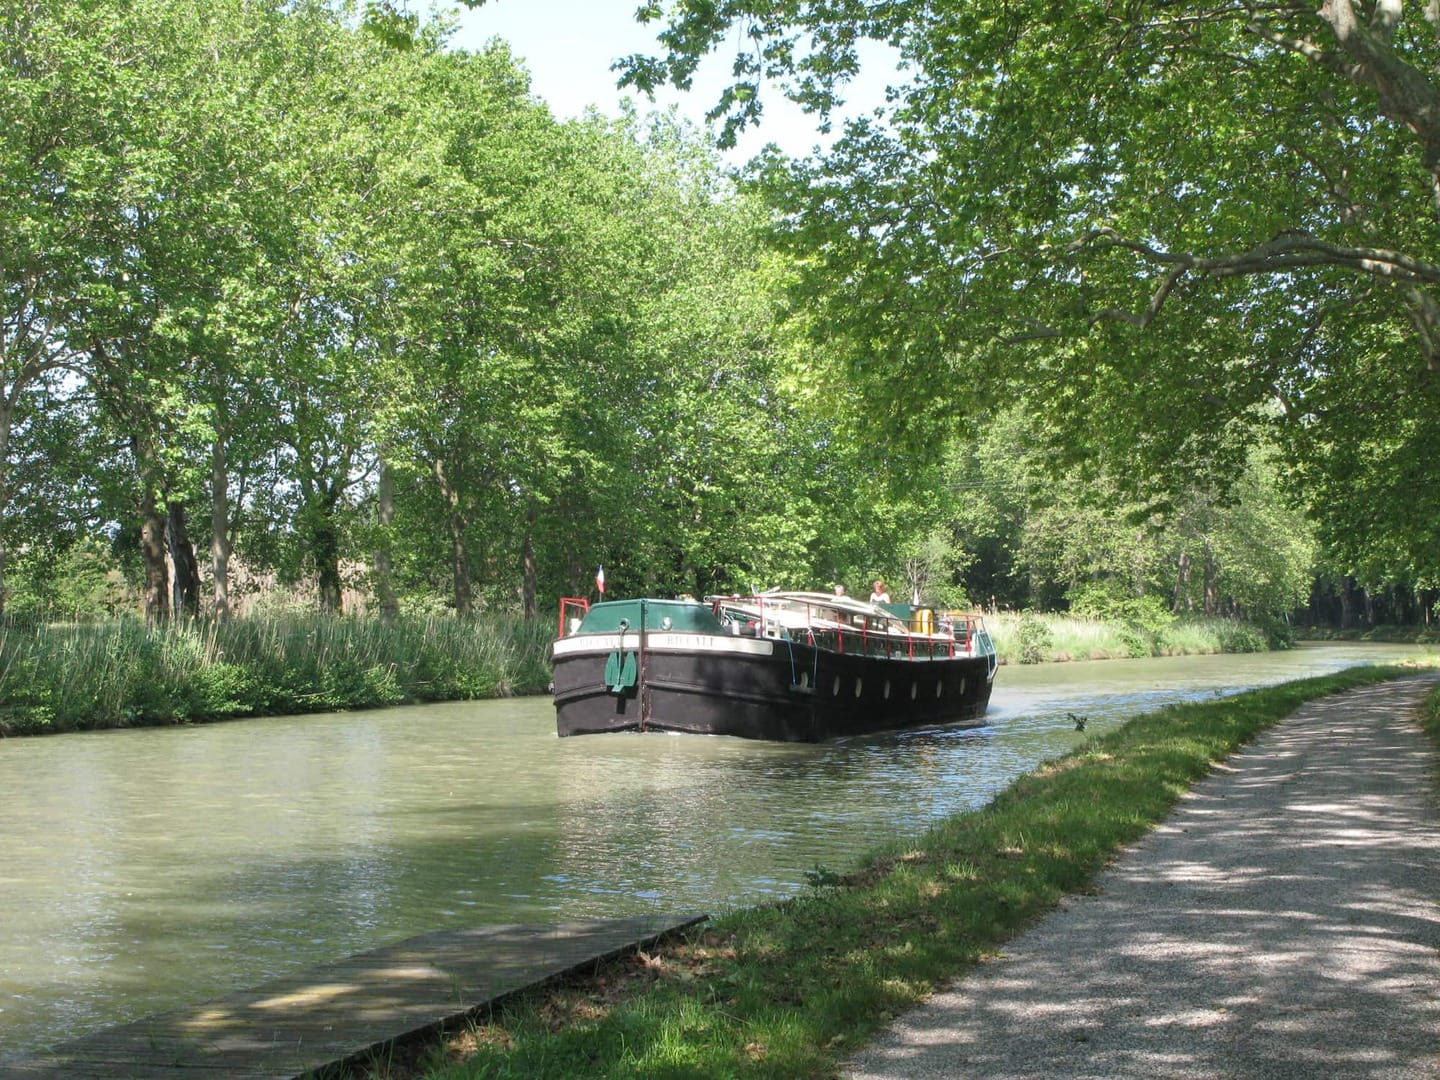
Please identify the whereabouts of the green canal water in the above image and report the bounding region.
[0,642,1431,1060]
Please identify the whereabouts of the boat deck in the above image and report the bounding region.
[0,914,704,1079]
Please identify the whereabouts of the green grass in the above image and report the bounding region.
[1422,681,1440,740]
[987,611,1263,664]
[0,614,554,735]
[381,662,1435,1080]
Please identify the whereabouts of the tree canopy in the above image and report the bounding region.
[621,0,1440,590]
[1,0,1425,628]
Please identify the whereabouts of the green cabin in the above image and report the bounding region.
[575,599,726,635]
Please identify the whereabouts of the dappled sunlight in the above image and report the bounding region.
[849,676,1440,1079]
[12,916,699,1076]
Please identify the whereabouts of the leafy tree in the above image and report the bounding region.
[621,0,1440,584]
[0,0,149,611]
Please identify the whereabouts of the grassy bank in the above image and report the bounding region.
[0,615,554,736]
[356,662,1433,1080]
[986,610,1281,664]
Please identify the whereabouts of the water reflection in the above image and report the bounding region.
[0,642,1430,1060]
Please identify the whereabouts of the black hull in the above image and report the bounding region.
[553,633,993,741]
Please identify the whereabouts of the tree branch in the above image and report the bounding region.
[1071,227,1440,287]
[1371,0,1403,41]
[995,229,1440,350]
[1402,284,1440,368]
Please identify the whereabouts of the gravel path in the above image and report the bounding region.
[847,674,1440,1080]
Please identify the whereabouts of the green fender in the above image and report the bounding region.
[605,650,638,693]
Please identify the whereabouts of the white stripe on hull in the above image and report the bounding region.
[552,632,776,658]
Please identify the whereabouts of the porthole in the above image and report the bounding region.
[833,676,841,697]
[936,681,944,699]
[910,682,918,700]
[959,677,966,695]
[799,671,810,690]
[883,680,891,700]
[854,678,864,698]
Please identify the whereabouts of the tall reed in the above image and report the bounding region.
[987,611,1267,664]
[0,614,555,736]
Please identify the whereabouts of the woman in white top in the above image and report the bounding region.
[869,579,890,603]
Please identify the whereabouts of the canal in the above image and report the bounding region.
[0,642,1430,1060]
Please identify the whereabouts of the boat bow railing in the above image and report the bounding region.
[558,597,590,638]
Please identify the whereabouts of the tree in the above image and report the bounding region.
[9,0,369,619]
[622,0,1440,582]
[0,0,150,611]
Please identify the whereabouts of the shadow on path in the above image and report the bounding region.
[848,675,1440,1080]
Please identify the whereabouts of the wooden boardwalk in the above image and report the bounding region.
[1,914,705,1079]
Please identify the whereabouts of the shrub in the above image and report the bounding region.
[1118,626,1151,658]
[1014,611,1053,664]
[1218,623,1266,653]
[190,661,263,718]
[1258,616,1296,650]
[1068,582,1175,636]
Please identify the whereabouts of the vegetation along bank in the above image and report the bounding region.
[0,615,553,737]
[0,609,1294,737]
[336,664,1437,1080]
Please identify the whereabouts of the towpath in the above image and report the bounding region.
[848,673,1440,1080]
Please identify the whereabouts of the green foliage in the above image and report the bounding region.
[1012,610,1053,665]
[0,614,553,735]
[1216,623,1267,654]
[936,407,1317,621]
[1422,684,1440,742]
[625,0,1440,599]
[1068,582,1175,636]
[1300,622,1440,645]
[1118,626,1151,659]
[0,0,1418,641]
[1258,617,1296,651]
[7,540,131,622]
[987,611,1284,663]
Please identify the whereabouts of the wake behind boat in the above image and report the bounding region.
[551,591,997,741]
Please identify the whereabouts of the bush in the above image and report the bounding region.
[1014,610,1053,664]
[1068,582,1175,636]
[1118,626,1151,658]
[1258,616,1296,650]
[6,539,131,622]
[190,661,263,718]
[1218,623,1266,653]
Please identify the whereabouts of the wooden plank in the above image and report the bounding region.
[1,914,705,1080]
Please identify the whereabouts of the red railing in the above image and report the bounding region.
[712,595,980,660]
[558,597,590,638]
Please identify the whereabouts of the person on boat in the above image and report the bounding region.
[869,579,891,603]
[834,584,847,597]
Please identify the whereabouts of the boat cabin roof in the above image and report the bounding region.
[575,599,725,635]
